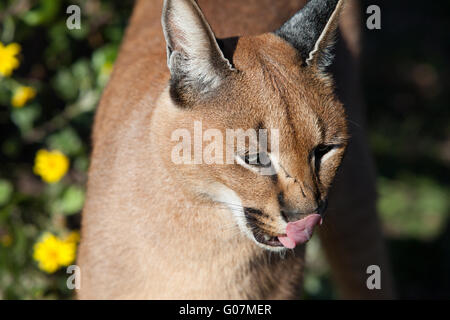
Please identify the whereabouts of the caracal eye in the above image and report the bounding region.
[314,144,335,161]
[313,144,341,172]
[242,152,272,168]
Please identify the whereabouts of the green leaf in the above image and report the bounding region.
[10,104,41,135]
[46,128,82,157]
[378,175,449,240]
[52,68,78,100]
[21,0,61,26]
[72,60,94,91]
[60,186,85,215]
[0,180,13,207]
[74,155,89,173]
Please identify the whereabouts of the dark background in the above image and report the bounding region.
[361,0,450,299]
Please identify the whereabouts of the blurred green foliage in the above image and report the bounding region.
[0,0,448,299]
[362,0,450,298]
[378,175,448,239]
[0,0,132,299]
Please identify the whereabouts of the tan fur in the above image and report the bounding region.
[78,0,394,299]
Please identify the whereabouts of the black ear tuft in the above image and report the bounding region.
[275,0,344,70]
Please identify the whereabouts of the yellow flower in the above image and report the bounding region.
[11,86,36,108]
[0,42,21,77]
[33,149,69,183]
[33,232,77,274]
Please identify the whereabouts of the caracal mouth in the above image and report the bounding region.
[250,213,322,250]
[253,232,285,248]
[277,214,322,249]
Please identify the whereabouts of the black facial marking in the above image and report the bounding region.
[270,174,278,184]
[277,192,285,207]
[299,185,306,198]
[244,207,269,220]
[317,198,328,217]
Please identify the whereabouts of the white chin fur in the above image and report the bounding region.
[208,182,287,252]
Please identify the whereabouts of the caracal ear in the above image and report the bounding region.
[162,0,234,103]
[275,0,344,71]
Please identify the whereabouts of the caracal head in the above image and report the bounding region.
[155,0,348,251]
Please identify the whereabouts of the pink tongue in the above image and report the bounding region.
[278,214,322,249]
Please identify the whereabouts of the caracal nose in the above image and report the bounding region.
[280,202,319,222]
[279,180,320,222]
